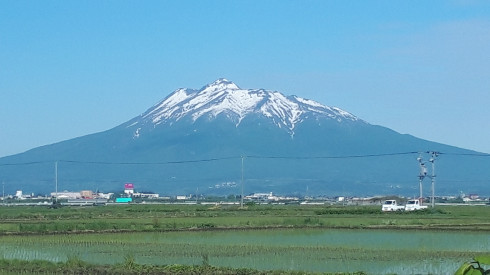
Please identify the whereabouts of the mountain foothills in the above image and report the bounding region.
[1,79,489,196]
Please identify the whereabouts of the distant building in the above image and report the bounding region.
[133,192,159,199]
[96,192,113,199]
[124,183,134,195]
[469,194,479,200]
[51,191,113,200]
[80,190,93,198]
[245,192,274,201]
[244,192,299,202]
[51,191,81,199]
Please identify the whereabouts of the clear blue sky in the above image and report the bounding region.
[1,0,490,157]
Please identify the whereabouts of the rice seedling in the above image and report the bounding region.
[0,228,488,273]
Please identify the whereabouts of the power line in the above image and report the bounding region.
[0,160,53,166]
[246,151,419,160]
[59,156,240,165]
[1,151,489,167]
[439,152,490,157]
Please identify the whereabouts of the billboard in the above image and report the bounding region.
[115,198,132,203]
[124,183,134,190]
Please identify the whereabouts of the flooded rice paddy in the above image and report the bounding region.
[1,228,488,274]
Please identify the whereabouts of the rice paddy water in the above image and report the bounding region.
[1,228,488,274]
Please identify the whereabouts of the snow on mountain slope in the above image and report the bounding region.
[131,78,364,135]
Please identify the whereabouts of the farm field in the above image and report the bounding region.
[0,203,489,274]
[1,228,489,274]
[1,203,490,233]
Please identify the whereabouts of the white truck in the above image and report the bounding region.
[381,200,405,212]
[404,199,428,211]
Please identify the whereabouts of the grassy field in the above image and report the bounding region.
[0,257,320,275]
[0,203,489,234]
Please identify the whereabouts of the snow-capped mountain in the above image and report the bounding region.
[1,79,488,196]
[128,78,362,136]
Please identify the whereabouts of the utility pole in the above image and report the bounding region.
[240,156,244,208]
[55,161,58,203]
[195,187,198,204]
[417,154,427,201]
[429,152,438,208]
[2,181,4,205]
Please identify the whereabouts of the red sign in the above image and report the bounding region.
[124,183,134,189]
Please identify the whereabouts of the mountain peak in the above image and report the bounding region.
[201,78,240,92]
[132,79,362,134]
